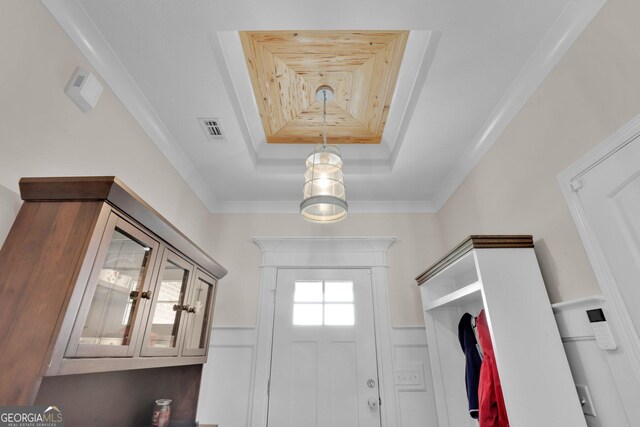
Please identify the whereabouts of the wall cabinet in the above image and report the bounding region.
[45,208,221,377]
[0,176,226,424]
[140,247,195,357]
[65,212,160,359]
[60,210,217,365]
[416,235,586,427]
[181,270,217,357]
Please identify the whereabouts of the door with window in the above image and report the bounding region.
[267,269,381,427]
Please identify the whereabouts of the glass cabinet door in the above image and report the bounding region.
[140,249,193,357]
[67,213,159,358]
[182,270,217,357]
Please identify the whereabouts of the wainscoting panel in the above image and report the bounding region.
[197,327,257,427]
[552,296,640,427]
[391,327,439,427]
[198,326,438,426]
[199,298,640,427]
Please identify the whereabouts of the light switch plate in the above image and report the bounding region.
[395,370,421,385]
[394,363,425,389]
[576,384,596,417]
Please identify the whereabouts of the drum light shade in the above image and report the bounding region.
[300,144,348,223]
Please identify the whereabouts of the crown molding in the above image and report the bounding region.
[41,0,220,212]
[41,0,605,215]
[214,200,436,214]
[430,0,607,211]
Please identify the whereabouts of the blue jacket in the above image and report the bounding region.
[458,312,482,419]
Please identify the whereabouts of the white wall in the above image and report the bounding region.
[198,328,258,427]
[198,326,438,427]
[391,327,438,427]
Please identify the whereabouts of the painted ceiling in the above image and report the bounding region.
[41,0,604,213]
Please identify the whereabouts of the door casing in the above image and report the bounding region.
[250,237,398,427]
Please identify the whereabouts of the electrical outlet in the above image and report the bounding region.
[576,384,596,417]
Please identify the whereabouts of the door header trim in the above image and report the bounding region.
[253,237,396,268]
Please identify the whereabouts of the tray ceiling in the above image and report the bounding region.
[41,0,604,213]
[240,31,408,144]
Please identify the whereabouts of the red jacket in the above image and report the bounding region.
[476,309,510,427]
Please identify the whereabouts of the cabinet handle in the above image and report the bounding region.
[187,306,196,313]
[129,290,139,299]
[173,304,190,312]
[140,291,152,300]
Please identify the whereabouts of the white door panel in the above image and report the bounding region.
[579,136,640,336]
[268,269,380,427]
[575,133,640,423]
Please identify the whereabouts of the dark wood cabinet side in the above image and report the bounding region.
[0,200,104,404]
[0,177,226,424]
[35,364,202,427]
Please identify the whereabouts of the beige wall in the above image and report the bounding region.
[2,0,640,327]
[0,1,440,328]
[437,0,640,303]
[0,1,213,254]
[207,213,443,326]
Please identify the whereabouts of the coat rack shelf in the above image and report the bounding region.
[416,235,587,427]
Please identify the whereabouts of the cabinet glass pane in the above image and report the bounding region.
[80,229,151,346]
[147,259,189,348]
[184,278,214,350]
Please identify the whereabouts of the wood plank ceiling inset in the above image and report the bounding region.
[240,31,409,144]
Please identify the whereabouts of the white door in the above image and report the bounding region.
[578,134,640,340]
[561,129,640,426]
[267,268,381,427]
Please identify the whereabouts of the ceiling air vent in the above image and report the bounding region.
[198,118,224,140]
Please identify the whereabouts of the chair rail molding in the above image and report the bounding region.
[250,236,399,427]
[557,112,640,382]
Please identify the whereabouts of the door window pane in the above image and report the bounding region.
[324,304,355,325]
[293,303,323,325]
[324,281,353,302]
[293,281,355,326]
[147,259,189,348]
[294,281,323,302]
[80,229,150,346]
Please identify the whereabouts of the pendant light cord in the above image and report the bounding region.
[322,89,327,148]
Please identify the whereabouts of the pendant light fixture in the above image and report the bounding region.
[300,86,348,223]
